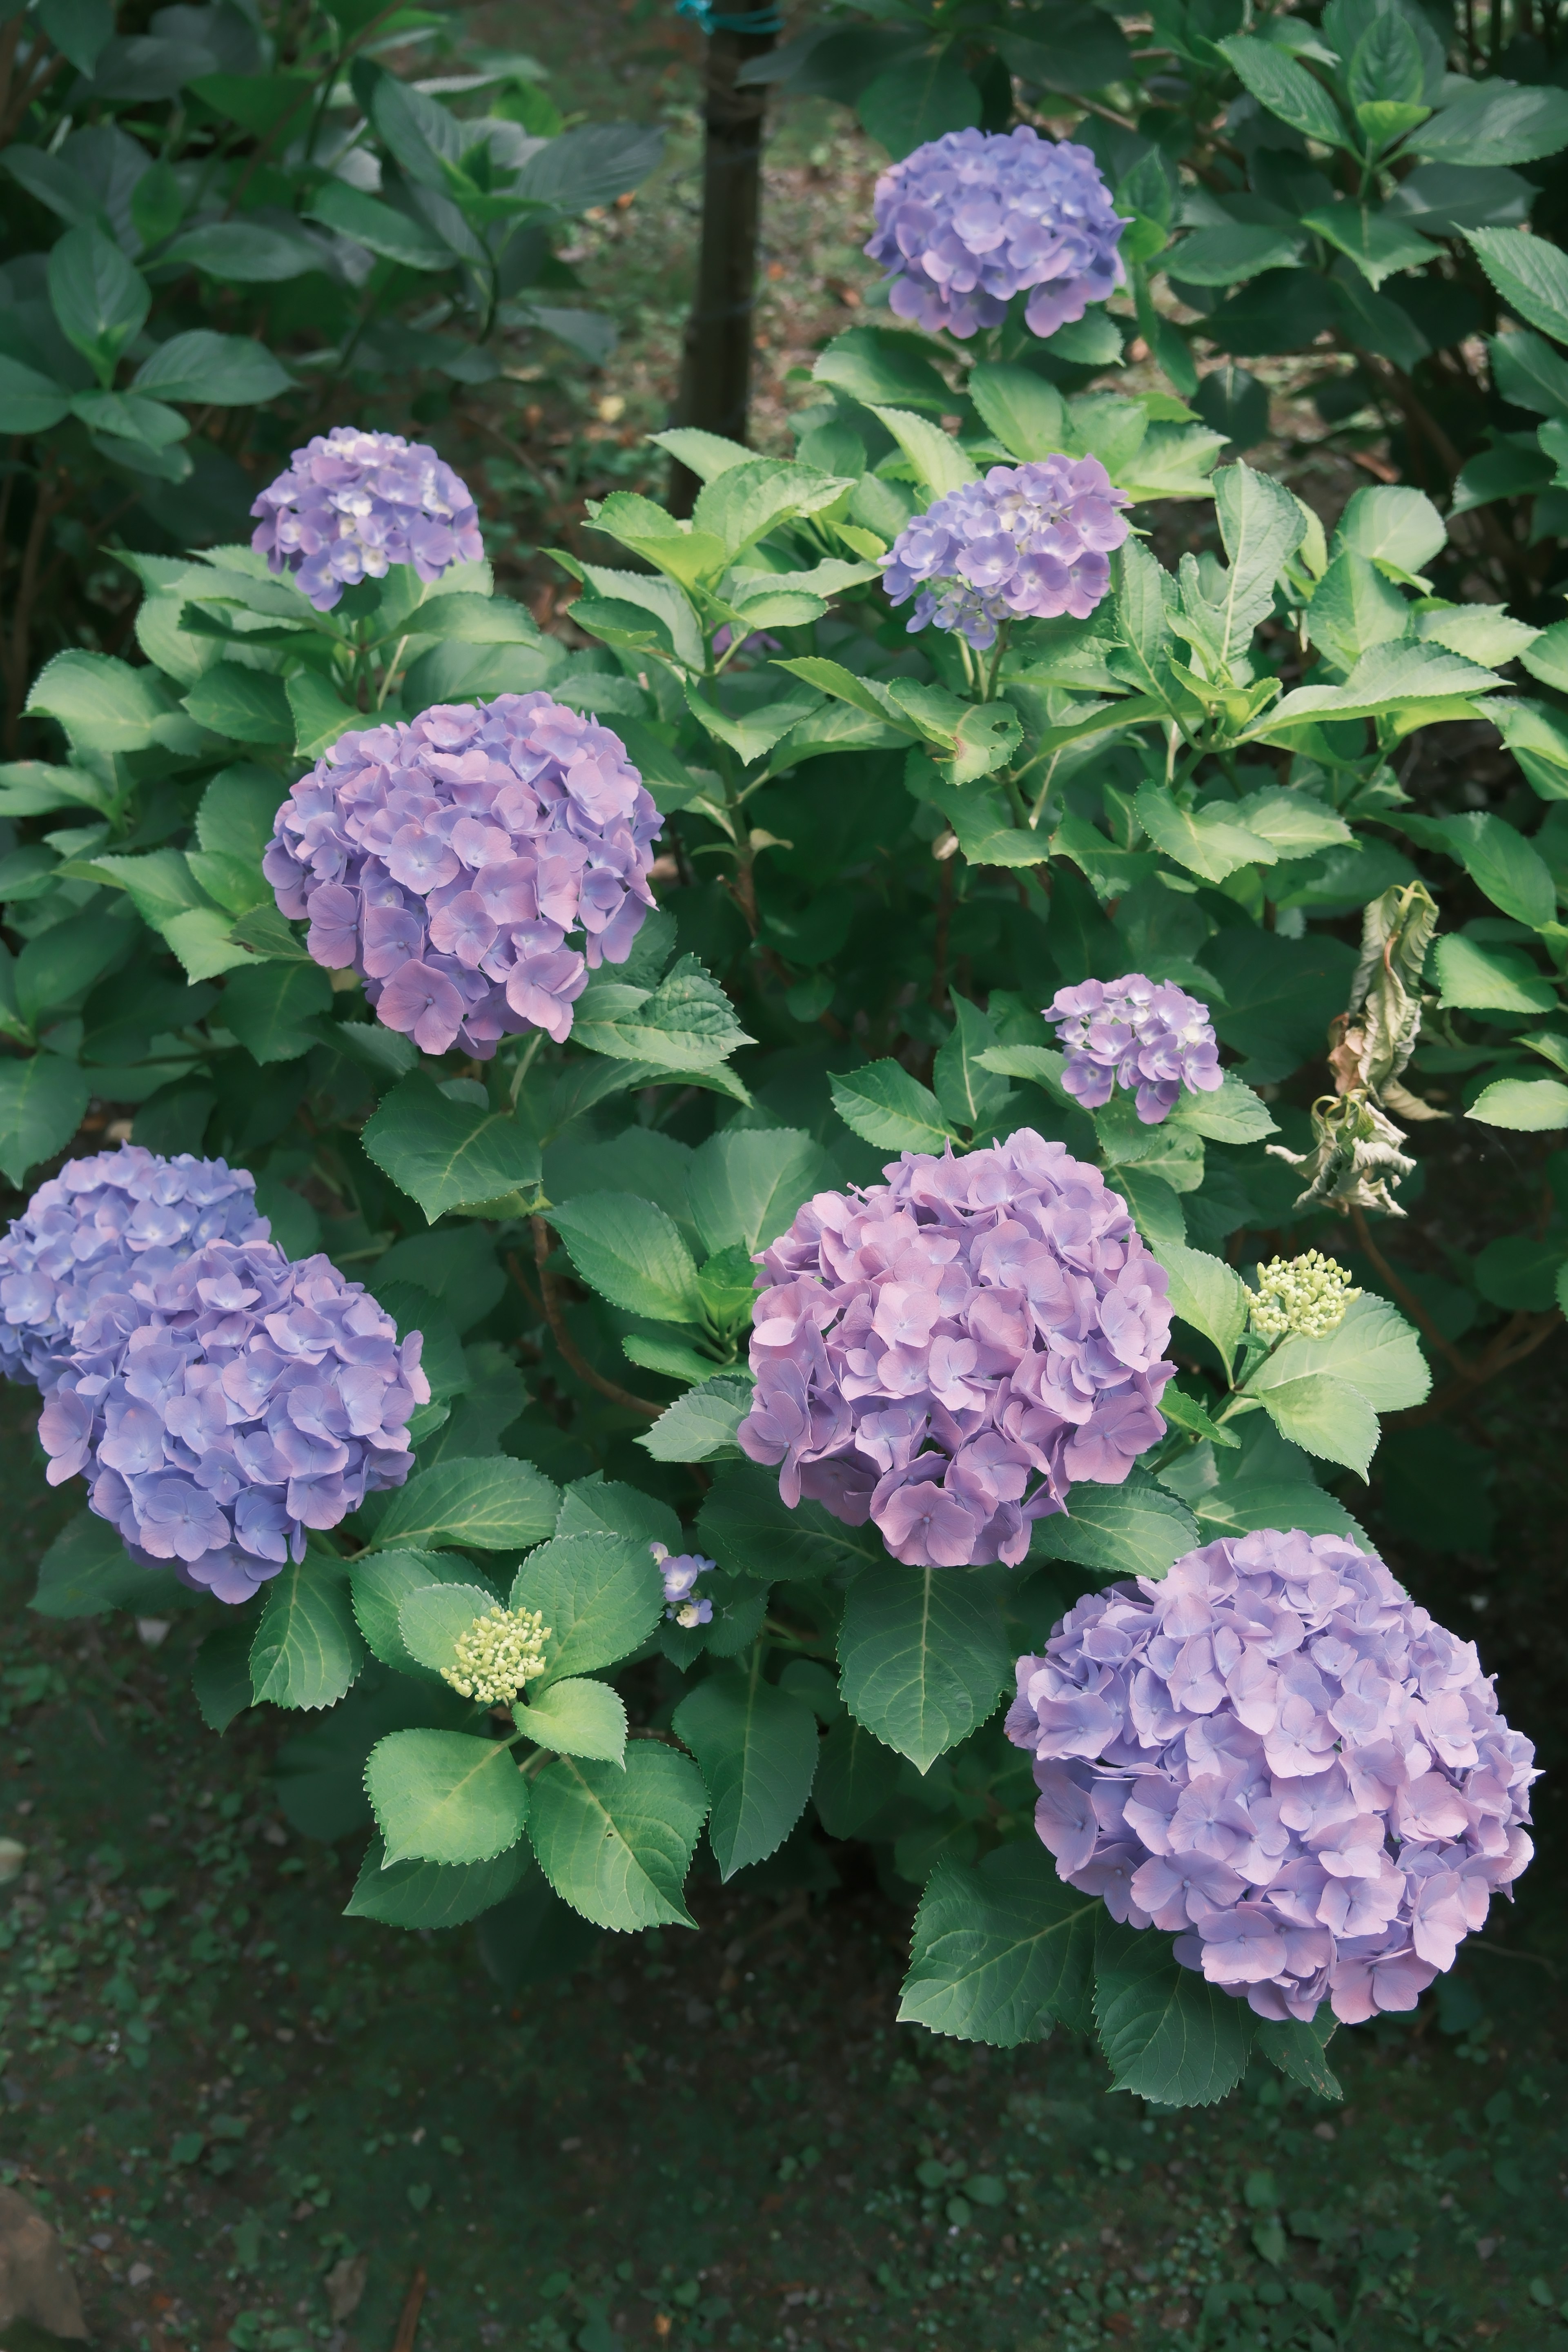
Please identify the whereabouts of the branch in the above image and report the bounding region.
[520,1220,663,1420]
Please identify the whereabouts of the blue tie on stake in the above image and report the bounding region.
[675,0,784,31]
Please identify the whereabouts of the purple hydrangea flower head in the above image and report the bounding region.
[37,1236,429,1605]
[882,460,1130,652]
[652,1541,715,1628]
[864,126,1127,342]
[1047,973,1223,1125]
[250,426,483,612]
[263,693,662,1057]
[1007,1529,1538,2025]
[0,1146,269,1395]
[736,1130,1174,1570]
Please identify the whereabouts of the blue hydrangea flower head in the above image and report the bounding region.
[864,126,1127,341]
[0,1146,268,1394]
[1047,974,1223,1125]
[251,426,484,612]
[882,458,1131,651]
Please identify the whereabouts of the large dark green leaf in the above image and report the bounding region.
[1094,1920,1254,2105]
[838,1564,1011,1771]
[671,1661,820,1878]
[363,1072,543,1220]
[900,1842,1099,2046]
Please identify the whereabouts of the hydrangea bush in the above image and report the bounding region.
[5,83,1563,2114]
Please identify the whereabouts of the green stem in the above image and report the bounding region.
[376,634,409,710]
[508,1025,545,1107]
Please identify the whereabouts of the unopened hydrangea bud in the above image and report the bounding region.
[1047,974,1223,1126]
[737,1131,1173,1570]
[864,126,1126,342]
[250,426,483,612]
[882,459,1129,652]
[652,1541,715,1628]
[1250,1252,1361,1342]
[442,1604,551,1706]
[263,692,661,1057]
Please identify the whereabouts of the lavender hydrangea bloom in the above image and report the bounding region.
[1007,1530,1537,2026]
[865,126,1127,342]
[250,427,483,612]
[0,1147,269,1395]
[37,1237,428,1605]
[653,1541,715,1628]
[1047,974,1223,1125]
[736,1131,1174,1571]
[263,693,661,1057]
[882,460,1130,653]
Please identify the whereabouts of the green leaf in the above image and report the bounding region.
[345,1836,532,1930]
[362,1073,543,1221]
[697,1459,882,1584]
[691,454,850,560]
[1418,82,1568,168]
[0,354,72,433]
[397,1581,497,1672]
[548,1193,703,1324]
[813,1716,901,1838]
[1158,1383,1241,1449]
[371,1458,559,1554]
[527,1743,708,1931]
[192,1617,256,1735]
[1467,226,1568,345]
[305,179,454,268]
[858,46,980,161]
[685,1125,833,1257]
[509,1532,664,1683]
[365,1728,530,1866]
[966,364,1068,461]
[514,1676,628,1765]
[1332,483,1448,584]
[1218,36,1349,148]
[1156,1240,1250,1368]
[131,330,293,405]
[47,222,149,384]
[29,1508,178,1619]
[0,1053,88,1184]
[899,1842,1099,2047]
[249,1562,364,1711]
[183,664,293,744]
[26,649,183,755]
[1250,1294,1430,1412]
[1165,1073,1277,1144]
[1192,1482,1370,1545]
[831,1060,956,1153]
[638,1376,753,1463]
[1212,461,1308,658]
[1468,1076,1568,1129]
[1414,811,1556,930]
[811,324,953,415]
[865,402,981,498]
[1254,1372,1380,1477]
[287,671,360,761]
[1134,783,1277,884]
[1301,200,1434,290]
[1170,223,1307,285]
[1491,330,1568,417]
[838,1565,1011,1771]
[160,218,325,282]
[671,1661,820,1878]
[1432,933,1555,1015]
[1254,2013,1343,2100]
[933,994,1012,1133]
[1094,1921,1254,2105]
[570,956,753,1072]
[1029,1480,1200,1581]
[220,960,333,1064]
[351,1549,490,1678]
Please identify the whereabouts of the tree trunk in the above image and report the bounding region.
[668,0,778,516]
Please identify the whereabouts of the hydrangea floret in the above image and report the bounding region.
[737,1131,1174,1570]
[443,1603,551,1705]
[36,1237,428,1606]
[250,427,483,612]
[1007,1529,1537,2025]
[263,693,661,1056]
[864,125,1127,342]
[882,459,1130,652]
[1250,1252,1362,1342]
[0,1147,268,1394]
[1047,974,1223,1126]
[653,1541,715,1628]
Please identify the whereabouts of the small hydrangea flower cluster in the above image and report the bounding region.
[443,1603,551,1706]
[1007,1530,1537,2025]
[1250,1252,1361,1343]
[864,126,1127,342]
[653,1542,715,1628]
[737,1131,1174,1570]
[264,693,661,1056]
[36,1237,428,1606]
[882,459,1130,652]
[250,426,483,612]
[0,1147,268,1394]
[1047,975,1224,1126]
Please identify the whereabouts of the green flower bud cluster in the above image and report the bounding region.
[441,1604,551,1706]
[1250,1250,1361,1342]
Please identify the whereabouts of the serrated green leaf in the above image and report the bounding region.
[370,1458,559,1554]
[1468,1076,1568,1129]
[1255,2013,1343,2100]
[249,1562,364,1712]
[638,1376,753,1463]
[527,1743,708,1931]
[344,1836,533,1930]
[1250,1293,1431,1412]
[362,1073,542,1221]
[1157,1241,1250,1370]
[548,1193,703,1324]
[1094,1920,1254,2105]
[514,1675,628,1764]
[831,1060,956,1153]
[1029,1479,1199,1581]
[1165,1073,1277,1144]
[350,1549,492,1678]
[1254,1372,1380,1477]
[365,1728,530,1866]
[671,1659,820,1878]
[899,1842,1099,2047]
[397,1581,496,1672]
[838,1565,1010,1771]
[508,1532,664,1684]
[0,1053,89,1185]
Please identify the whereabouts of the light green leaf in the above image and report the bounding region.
[1212,461,1308,658]
[831,1060,956,1153]
[345,1836,532,1930]
[249,1562,364,1711]
[965,363,1068,460]
[362,1072,543,1221]
[1165,1073,1277,1144]
[1307,550,1413,674]
[1250,1293,1430,1412]
[671,1660,820,1877]
[691,454,849,559]
[899,1842,1099,2047]
[26,648,182,755]
[1229,789,1353,860]
[548,1192,703,1324]
[1094,1921,1254,2104]
[685,1125,833,1257]
[976,1042,1070,1099]
[370,1458,560,1554]
[638,1376,753,1463]
[508,1531,664,1684]
[1331,483,1448,583]
[1218,36,1349,148]
[1414,604,1540,669]
[865,402,981,497]
[1029,1480,1199,1581]
[527,1743,708,1930]
[570,956,754,1072]
[396,1581,497,1672]
[838,1565,1011,1772]
[1419,82,1568,169]
[1416,811,1556,929]
[1432,932,1555,1013]
[350,1549,489,1678]
[1254,1372,1380,1477]
[365,1728,530,1866]
[514,1675,628,1765]
[1134,783,1277,883]
[1157,1241,1249,1369]
[1468,1076,1568,1129]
